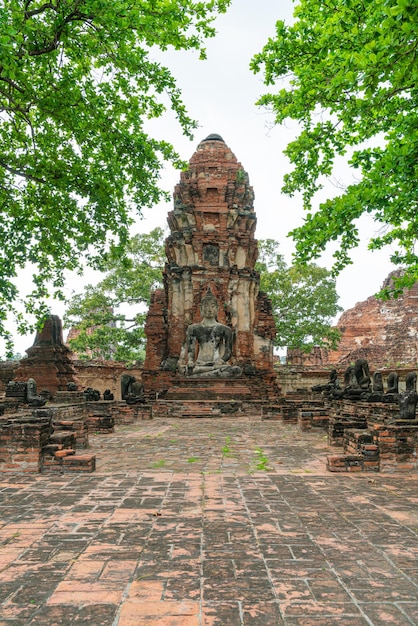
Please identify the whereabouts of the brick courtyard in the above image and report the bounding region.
[0,416,417,625]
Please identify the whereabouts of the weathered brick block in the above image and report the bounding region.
[62,454,96,472]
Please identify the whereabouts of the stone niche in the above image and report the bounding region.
[142,134,278,400]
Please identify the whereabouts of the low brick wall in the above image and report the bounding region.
[71,361,143,400]
[0,405,92,473]
[371,422,418,472]
[151,400,263,419]
[325,397,418,473]
[0,416,52,472]
[53,416,89,449]
[110,402,152,424]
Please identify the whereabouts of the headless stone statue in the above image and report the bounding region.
[312,368,340,393]
[120,374,145,404]
[372,371,384,393]
[384,371,399,403]
[387,371,399,394]
[27,378,46,407]
[331,366,353,399]
[368,371,384,402]
[339,365,359,398]
[83,387,100,401]
[397,372,418,421]
[185,290,241,378]
[339,359,371,400]
[354,358,371,391]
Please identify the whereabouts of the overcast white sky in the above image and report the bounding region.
[9,0,397,356]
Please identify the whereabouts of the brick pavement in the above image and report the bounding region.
[0,417,417,625]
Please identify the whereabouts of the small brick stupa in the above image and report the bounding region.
[14,314,78,394]
[142,134,278,400]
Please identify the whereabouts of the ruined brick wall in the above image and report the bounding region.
[287,271,418,369]
[0,361,19,393]
[2,356,142,402]
[4,315,144,400]
[276,367,339,394]
[143,289,168,371]
[286,347,325,367]
[324,272,418,367]
[0,417,52,472]
[73,361,143,400]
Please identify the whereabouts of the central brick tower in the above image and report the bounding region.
[142,134,277,400]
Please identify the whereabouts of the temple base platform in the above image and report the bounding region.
[164,376,254,401]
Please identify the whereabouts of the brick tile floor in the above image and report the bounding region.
[0,417,417,625]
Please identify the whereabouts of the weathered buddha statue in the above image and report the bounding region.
[27,378,46,407]
[383,371,399,403]
[386,371,399,394]
[397,371,418,421]
[372,371,384,393]
[342,359,371,399]
[333,359,372,400]
[312,368,340,393]
[367,371,384,402]
[184,291,242,378]
[120,375,145,404]
[354,358,372,391]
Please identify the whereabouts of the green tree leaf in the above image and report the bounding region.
[63,228,165,363]
[252,0,418,296]
[0,0,230,352]
[256,239,342,352]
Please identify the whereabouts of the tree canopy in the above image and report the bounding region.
[65,232,341,362]
[251,0,418,297]
[0,0,230,352]
[64,227,165,363]
[256,239,341,352]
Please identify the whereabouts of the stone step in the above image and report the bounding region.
[85,416,115,433]
[327,454,364,472]
[165,377,254,401]
[49,430,76,448]
[62,454,96,472]
[327,453,380,473]
[53,418,88,450]
[42,443,62,456]
[166,385,252,400]
[54,449,75,459]
[152,399,265,419]
[42,446,75,474]
[42,450,96,473]
[167,377,249,386]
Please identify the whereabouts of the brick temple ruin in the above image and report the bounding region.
[13,315,79,394]
[142,134,278,405]
[0,315,151,474]
[0,136,418,474]
[288,269,418,368]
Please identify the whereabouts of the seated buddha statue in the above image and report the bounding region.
[185,290,241,378]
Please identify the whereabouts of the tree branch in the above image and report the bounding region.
[25,3,58,19]
[0,161,46,183]
[0,74,26,94]
[18,9,95,58]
